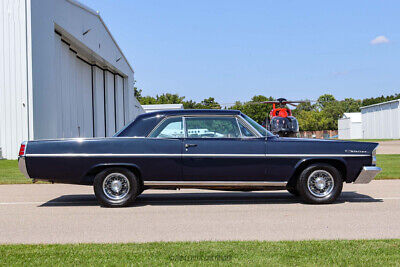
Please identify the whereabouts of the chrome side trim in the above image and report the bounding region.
[266,154,370,158]
[26,153,182,158]
[24,153,370,158]
[18,157,31,179]
[354,166,381,184]
[144,181,287,187]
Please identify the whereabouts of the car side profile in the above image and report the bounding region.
[18,109,381,207]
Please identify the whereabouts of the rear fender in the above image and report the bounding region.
[83,163,143,185]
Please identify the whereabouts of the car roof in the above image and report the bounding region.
[140,109,241,118]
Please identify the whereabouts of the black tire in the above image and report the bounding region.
[296,163,343,204]
[287,186,299,196]
[93,168,139,207]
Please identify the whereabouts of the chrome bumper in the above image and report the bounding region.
[18,157,31,180]
[354,166,381,184]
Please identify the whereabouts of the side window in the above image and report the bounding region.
[149,117,184,138]
[238,121,255,137]
[186,117,240,138]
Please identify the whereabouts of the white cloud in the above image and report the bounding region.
[370,35,390,45]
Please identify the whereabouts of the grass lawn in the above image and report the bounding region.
[0,155,399,184]
[376,154,400,179]
[0,240,399,266]
[0,159,30,184]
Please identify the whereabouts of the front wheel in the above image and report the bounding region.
[93,168,139,207]
[296,164,343,204]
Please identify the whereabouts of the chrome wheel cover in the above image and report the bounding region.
[307,170,334,197]
[102,173,130,201]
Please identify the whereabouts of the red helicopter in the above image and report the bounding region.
[260,98,309,137]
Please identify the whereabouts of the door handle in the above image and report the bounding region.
[185,143,197,148]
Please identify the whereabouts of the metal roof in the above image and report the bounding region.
[341,112,362,122]
[360,99,400,109]
[67,0,134,73]
[140,109,241,118]
[142,104,184,113]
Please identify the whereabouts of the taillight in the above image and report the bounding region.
[19,141,27,157]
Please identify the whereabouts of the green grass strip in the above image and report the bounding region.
[0,159,31,184]
[0,240,399,266]
[376,154,400,179]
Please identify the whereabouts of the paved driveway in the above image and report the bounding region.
[0,180,399,244]
[377,140,400,154]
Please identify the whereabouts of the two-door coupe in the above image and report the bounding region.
[18,109,381,207]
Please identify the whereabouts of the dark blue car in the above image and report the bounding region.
[18,109,381,207]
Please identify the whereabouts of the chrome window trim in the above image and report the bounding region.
[182,116,187,138]
[147,114,240,139]
[236,116,263,138]
[147,116,185,139]
[236,116,259,138]
[235,117,243,137]
[184,115,244,139]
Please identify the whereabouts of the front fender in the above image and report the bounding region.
[287,157,348,186]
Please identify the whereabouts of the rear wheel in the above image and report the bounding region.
[93,168,139,207]
[296,163,343,204]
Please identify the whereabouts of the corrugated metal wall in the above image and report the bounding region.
[0,0,29,159]
[54,33,129,139]
[93,66,105,137]
[0,0,144,159]
[338,118,351,139]
[361,101,400,139]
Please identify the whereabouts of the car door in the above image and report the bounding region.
[182,116,267,181]
[141,116,184,181]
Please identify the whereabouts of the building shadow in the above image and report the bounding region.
[39,190,382,207]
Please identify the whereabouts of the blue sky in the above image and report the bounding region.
[80,0,399,103]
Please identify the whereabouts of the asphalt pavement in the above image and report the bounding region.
[0,180,399,244]
[377,140,400,154]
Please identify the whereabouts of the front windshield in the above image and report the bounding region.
[242,114,274,137]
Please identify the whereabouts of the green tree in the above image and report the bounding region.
[361,93,400,107]
[134,87,143,101]
[182,100,198,109]
[197,97,221,109]
[316,94,336,109]
[230,95,274,125]
[341,98,362,112]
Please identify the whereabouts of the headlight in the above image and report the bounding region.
[372,148,377,165]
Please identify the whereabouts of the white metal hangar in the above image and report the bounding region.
[338,112,362,140]
[0,0,144,159]
[360,99,400,139]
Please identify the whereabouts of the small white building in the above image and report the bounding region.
[361,99,400,139]
[142,104,184,113]
[338,113,362,139]
[0,0,144,159]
